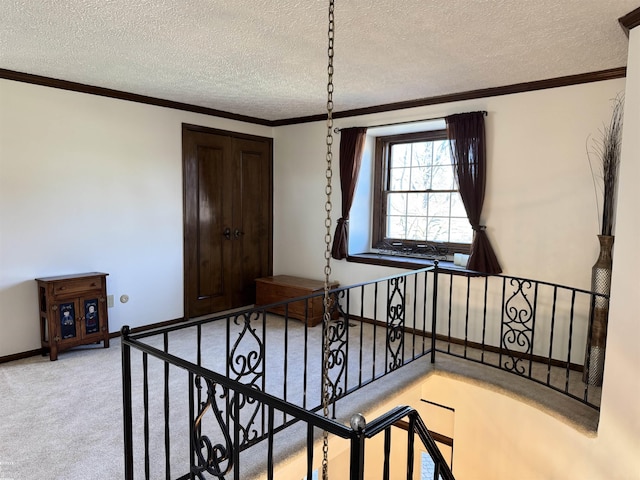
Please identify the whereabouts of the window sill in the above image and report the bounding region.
[346,252,485,276]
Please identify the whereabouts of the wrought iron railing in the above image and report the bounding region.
[432,266,604,407]
[121,263,605,478]
[121,326,452,479]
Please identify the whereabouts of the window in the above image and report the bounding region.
[372,130,472,257]
[421,451,448,480]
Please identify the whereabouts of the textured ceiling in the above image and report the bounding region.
[0,0,636,121]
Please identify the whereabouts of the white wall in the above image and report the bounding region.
[421,374,633,480]
[272,73,640,478]
[0,71,630,366]
[268,80,629,372]
[274,30,640,477]
[598,24,640,476]
[276,370,637,479]
[1,30,638,479]
[274,79,626,291]
[0,79,272,357]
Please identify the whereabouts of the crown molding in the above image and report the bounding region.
[273,67,627,126]
[1,67,627,128]
[619,7,640,35]
[0,68,272,126]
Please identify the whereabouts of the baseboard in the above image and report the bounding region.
[0,317,186,364]
[3,314,583,373]
[108,317,186,338]
[352,316,584,372]
[0,348,47,364]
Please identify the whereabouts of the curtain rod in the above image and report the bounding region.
[333,110,487,133]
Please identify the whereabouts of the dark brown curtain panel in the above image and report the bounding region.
[331,127,368,259]
[445,112,502,274]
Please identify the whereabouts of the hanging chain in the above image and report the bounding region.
[321,0,335,479]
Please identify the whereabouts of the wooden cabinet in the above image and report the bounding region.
[36,272,110,361]
[255,275,339,327]
[183,125,273,318]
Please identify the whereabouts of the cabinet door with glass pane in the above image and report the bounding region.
[55,299,80,343]
[80,296,106,338]
[52,295,107,345]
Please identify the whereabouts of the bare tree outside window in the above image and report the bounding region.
[374,130,472,256]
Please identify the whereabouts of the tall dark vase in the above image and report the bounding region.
[584,234,614,386]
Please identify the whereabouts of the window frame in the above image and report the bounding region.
[372,129,471,256]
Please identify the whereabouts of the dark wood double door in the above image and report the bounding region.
[183,124,273,318]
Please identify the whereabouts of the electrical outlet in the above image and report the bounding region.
[107,295,114,308]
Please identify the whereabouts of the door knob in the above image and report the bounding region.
[234,228,245,239]
[223,227,231,240]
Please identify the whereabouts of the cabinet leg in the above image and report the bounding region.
[49,345,58,361]
[103,335,110,349]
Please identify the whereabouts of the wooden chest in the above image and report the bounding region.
[255,275,339,327]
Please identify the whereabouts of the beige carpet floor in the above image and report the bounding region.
[0,313,600,480]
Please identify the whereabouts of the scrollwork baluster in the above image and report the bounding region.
[192,377,234,479]
[387,277,405,371]
[228,312,263,445]
[501,279,534,374]
[325,290,347,408]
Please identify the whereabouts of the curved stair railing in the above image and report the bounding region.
[121,262,605,478]
[122,331,452,479]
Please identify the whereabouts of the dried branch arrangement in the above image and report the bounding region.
[588,94,624,236]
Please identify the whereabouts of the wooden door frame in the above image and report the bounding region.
[182,123,274,320]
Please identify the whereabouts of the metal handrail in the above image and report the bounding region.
[122,328,353,436]
[351,405,455,480]
[122,263,605,478]
[122,327,452,479]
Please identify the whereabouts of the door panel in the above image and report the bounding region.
[183,129,234,317]
[56,300,78,341]
[183,125,273,319]
[196,145,228,303]
[234,138,273,306]
[82,297,101,335]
